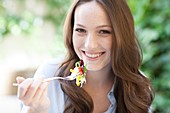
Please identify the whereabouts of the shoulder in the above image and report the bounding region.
[34,58,64,78]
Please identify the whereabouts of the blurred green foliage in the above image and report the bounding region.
[0,0,170,113]
[0,0,71,38]
[129,0,170,113]
[0,0,71,56]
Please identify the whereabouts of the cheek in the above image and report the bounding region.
[108,37,113,49]
[72,34,76,46]
[72,33,84,48]
[101,37,112,51]
[107,40,112,49]
[72,33,82,52]
[72,34,78,48]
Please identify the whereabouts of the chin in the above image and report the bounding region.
[86,64,104,72]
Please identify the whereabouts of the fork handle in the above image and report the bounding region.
[12,76,75,86]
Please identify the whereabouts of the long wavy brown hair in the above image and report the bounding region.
[57,0,154,113]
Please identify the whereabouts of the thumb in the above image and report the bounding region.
[16,76,25,84]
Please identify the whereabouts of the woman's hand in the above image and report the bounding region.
[16,76,50,113]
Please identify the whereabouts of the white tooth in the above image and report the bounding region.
[85,53,102,58]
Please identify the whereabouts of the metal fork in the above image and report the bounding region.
[13,76,76,86]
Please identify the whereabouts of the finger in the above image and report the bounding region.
[39,83,49,101]
[42,82,49,97]
[16,76,25,84]
[24,77,44,100]
[33,82,49,101]
[17,78,34,99]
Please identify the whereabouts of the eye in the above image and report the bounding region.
[75,28,86,33]
[99,30,111,34]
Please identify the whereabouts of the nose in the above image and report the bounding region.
[84,33,98,49]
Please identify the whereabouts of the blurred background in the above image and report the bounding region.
[0,0,169,113]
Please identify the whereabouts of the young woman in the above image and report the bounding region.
[16,0,154,113]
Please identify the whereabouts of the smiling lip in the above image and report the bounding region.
[82,50,105,60]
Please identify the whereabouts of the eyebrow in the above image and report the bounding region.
[76,24,112,28]
[76,24,86,28]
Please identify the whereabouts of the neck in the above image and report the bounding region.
[84,64,115,88]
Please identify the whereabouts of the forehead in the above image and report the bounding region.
[74,1,111,26]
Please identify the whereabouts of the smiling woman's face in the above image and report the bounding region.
[72,1,113,71]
